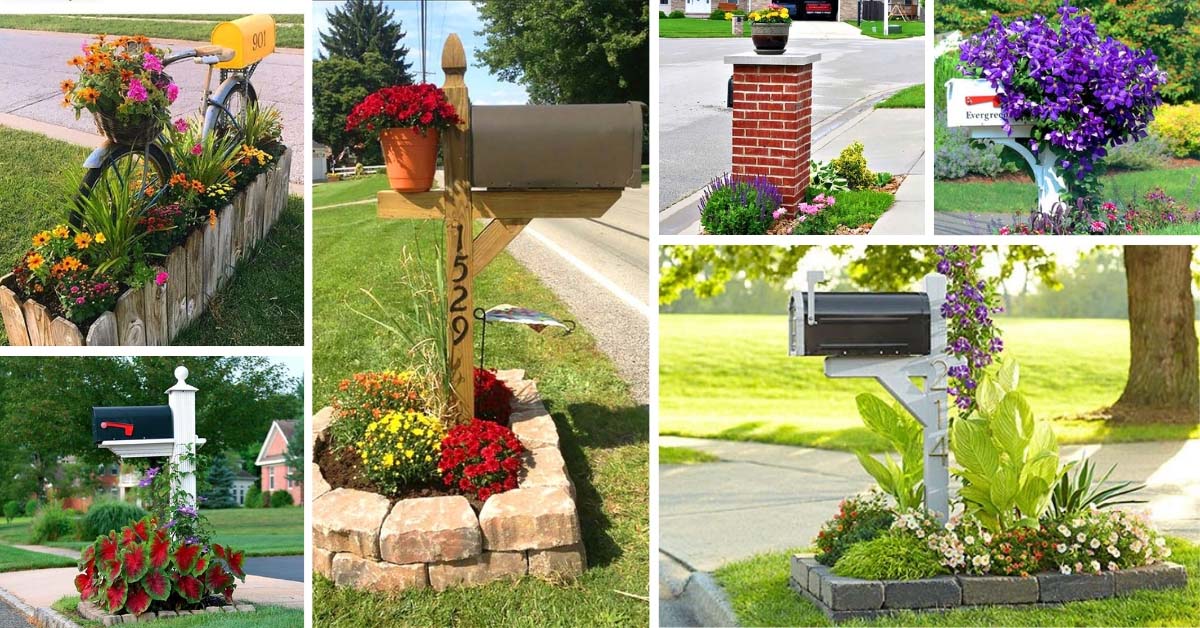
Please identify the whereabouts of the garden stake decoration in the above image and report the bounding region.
[375,34,643,423]
[789,271,960,522]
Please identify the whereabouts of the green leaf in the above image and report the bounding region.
[951,418,998,476]
[855,451,897,495]
[976,378,1006,417]
[992,394,1032,464]
[997,359,1019,392]
[989,466,1019,514]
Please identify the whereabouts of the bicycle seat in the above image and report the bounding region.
[193,45,236,63]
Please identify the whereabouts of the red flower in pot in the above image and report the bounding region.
[345,83,462,192]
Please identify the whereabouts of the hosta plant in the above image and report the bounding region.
[75,516,245,615]
[950,362,1063,532]
[808,159,848,195]
[853,393,924,510]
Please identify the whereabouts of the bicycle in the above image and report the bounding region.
[77,40,267,211]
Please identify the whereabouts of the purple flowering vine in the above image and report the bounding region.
[958,3,1166,187]
[137,466,159,488]
[936,246,1004,414]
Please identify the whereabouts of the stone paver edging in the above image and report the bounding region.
[311,370,586,592]
[791,554,1188,622]
[77,600,254,626]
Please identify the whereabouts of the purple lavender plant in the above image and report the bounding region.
[958,3,1166,185]
[936,246,1005,414]
[698,173,784,235]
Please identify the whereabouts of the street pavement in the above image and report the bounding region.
[660,436,1200,573]
[658,34,924,211]
[0,28,304,184]
[245,555,303,582]
[0,598,29,628]
[504,187,650,405]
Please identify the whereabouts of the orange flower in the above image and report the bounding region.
[60,95,72,108]
[144,185,156,197]
[77,87,100,104]
[60,79,75,93]
[119,69,134,83]
[168,173,188,187]
[190,180,205,194]
[25,252,44,271]
[63,256,82,271]
[68,55,85,67]
[208,209,217,228]
[74,233,93,250]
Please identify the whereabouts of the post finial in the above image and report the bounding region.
[174,365,189,386]
[442,33,467,76]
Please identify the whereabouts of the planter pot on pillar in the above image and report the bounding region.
[380,128,440,192]
[751,22,790,55]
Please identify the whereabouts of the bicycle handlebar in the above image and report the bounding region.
[163,46,235,68]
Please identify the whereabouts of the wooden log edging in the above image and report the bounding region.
[0,148,292,346]
[790,554,1188,622]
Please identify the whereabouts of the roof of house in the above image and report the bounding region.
[254,419,299,467]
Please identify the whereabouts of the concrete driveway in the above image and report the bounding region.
[0,28,304,184]
[658,36,924,210]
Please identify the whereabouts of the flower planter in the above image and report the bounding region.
[310,370,586,592]
[751,23,790,55]
[380,128,439,192]
[78,600,256,625]
[790,554,1187,622]
[0,148,292,346]
[92,111,161,146]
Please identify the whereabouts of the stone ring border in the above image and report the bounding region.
[311,370,587,592]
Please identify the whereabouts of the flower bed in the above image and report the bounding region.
[78,599,256,626]
[310,370,585,592]
[0,148,291,345]
[790,554,1186,622]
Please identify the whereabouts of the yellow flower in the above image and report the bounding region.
[32,232,50,247]
[404,449,414,459]
[26,252,44,271]
[52,225,69,239]
[74,232,93,249]
[94,232,106,244]
[382,452,394,467]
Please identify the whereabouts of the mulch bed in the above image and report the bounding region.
[314,434,462,503]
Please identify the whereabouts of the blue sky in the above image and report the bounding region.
[310,1,530,105]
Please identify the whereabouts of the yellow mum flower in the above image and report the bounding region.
[74,232,93,249]
[26,252,45,271]
[52,225,69,239]
[32,232,50,247]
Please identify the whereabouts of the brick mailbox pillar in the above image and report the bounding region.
[725,52,821,212]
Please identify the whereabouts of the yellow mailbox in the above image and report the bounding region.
[210,14,275,69]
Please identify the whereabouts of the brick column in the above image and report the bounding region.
[725,52,821,212]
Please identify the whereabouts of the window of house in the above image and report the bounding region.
[268,467,275,490]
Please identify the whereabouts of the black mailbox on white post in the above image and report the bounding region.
[789,271,932,357]
[92,405,174,443]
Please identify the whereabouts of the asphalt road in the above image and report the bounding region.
[0,28,304,183]
[0,599,29,628]
[244,555,303,583]
[504,187,650,404]
[658,36,924,209]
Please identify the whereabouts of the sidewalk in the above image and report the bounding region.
[659,106,925,235]
[0,567,303,610]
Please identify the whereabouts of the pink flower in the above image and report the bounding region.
[1090,220,1106,233]
[142,52,163,73]
[173,118,188,133]
[998,226,1011,235]
[126,79,148,103]
[166,82,179,103]
[191,143,203,156]
[772,208,787,220]
[76,297,85,305]
[154,271,169,286]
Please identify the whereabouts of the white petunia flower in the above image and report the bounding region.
[1060,565,1072,575]
[1091,538,1101,549]
[1090,560,1101,573]
[1056,543,1067,553]
[1059,525,1072,537]
[1108,561,1118,571]
[965,536,975,545]
[1076,533,1086,543]
[1107,546,1121,558]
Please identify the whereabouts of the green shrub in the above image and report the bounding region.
[809,159,848,195]
[24,499,38,517]
[3,500,19,523]
[80,501,147,540]
[669,10,686,18]
[875,171,893,187]
[698,174,781,235]
[709,9,725,19]
[30,501,74,544]
[932,51,961,113]
[1150,104,1200,158]
[269,490,295,508]
[1104,134,1169,171]
[832,530,946,580]
[659,10,667,18]
[852,394,925,510]
[790,190,893,235]
[244,484,263,509]
[815,491,894,566]
[831,141,875,190]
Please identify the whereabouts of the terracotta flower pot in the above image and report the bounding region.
[751,22,791,55]
[379,127,440,192]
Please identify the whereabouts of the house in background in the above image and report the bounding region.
[255,419,302,505]
[660,0,918,22]
[232,469,256,506]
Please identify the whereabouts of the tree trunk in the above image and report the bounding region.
[1110,245,1199,423]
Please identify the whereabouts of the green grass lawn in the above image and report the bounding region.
[935,166,1200,214]
[53,596,301,628]
[792,189,894,234]
[312,174,394,209]
[659,315,1200,452]
[853,20,925,39]
[0,14,304,48]
[714,537,1199,626]
[658,17,751,38]
[313,202,648,624]
[875,84,925,109]
[0,544,76,572]
[660,446,719,465]
[0,126,302,346]
[0,508,301,556]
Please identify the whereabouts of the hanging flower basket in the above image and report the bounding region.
[92,110,162,146]
[346,84,462,193]
[64,35,176,144]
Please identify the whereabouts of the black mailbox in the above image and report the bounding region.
[790,292,931,356]
[92,406,173,443]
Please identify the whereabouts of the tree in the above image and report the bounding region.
[319,0,413,83]
[1111,246,1199,422]
[202,452,237,509]
[313,51,405,163]
[284,422,304,485]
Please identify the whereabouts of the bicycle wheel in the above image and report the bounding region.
[204,76,258,141]
[75,143,172,226]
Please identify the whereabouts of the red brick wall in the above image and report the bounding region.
[730,62,814,211]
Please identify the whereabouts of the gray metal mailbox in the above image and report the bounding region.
[92,405,174,443]
[789,292,931,356]
[471,102,644,189]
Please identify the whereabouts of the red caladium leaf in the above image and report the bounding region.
[74,570,96,599]
[99,533,120,562]
[212,544,227,560]
[226,549,246,580]
[204,564,233,594]
[223,586,235,604]
[173,544,200,574]
[79,545,95,570]
[101,559,121,581]
[103,579,127,614]
[124,583,151,616]
[143,569,171,601]
[131,518,149,543]
[174,574,203,604]
[121,544,149,581]
[148,532,170,570]
[192,554,208,576]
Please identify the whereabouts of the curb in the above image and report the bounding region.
[678,571,740,627]
[34,607,79,628]
[0,585,36,621]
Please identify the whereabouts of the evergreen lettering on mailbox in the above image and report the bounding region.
[92,405,173,443]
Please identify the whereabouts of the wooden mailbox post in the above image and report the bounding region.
[377,35,641,423]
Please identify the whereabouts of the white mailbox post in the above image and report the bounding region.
[946,78,1066,215]
[790,271,960,522]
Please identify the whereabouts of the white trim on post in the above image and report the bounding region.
[167,365,200,511]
